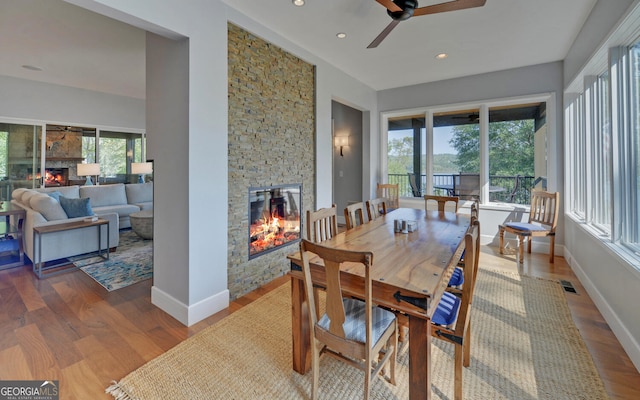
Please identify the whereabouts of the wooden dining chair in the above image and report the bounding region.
[299,239,398,400]
[424,194,459,212]
[306,204,339,243]
[499,190,559,264]
[365,198,388,221]
[376,183,399,210]
[344,202,367,230]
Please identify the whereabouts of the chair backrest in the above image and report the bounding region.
[344,202,367,230]
[424,195,459,212]
[470,198,479,221]
[465,219,481,302]
[407,173,422,197]
[365,198,388,221]
[306,205,338,243]
[376,183,399,210]
[454,173,480,200]
[299,239,374,341]
[528,190,559,232]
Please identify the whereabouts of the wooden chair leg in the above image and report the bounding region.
[499,227,505,254]
[527,236,532,253]
[463,320,471,368]
[518,235,525,264]
[311,340,320,400]
[549,236,555,263]
[454,343,464,400]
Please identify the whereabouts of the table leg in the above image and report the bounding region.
[291,276,311,374]
[409,314,431,400]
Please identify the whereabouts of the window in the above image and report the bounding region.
[384,99,549,205]
[99,130,145,183]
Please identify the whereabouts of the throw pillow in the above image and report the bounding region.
[29,193,68,221]
[59,196,94,218]
[47,191,63,202]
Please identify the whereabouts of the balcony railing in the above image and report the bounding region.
[388,173,538,205]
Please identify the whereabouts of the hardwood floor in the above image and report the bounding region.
[0,247,638,399]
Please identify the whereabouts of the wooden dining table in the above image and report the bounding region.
[287,207,471,400]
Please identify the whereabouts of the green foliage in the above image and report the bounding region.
[388,136,413,174]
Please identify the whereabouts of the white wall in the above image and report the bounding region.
[563,0,640,371]
[377,62,565,247]
[0,75,144,129]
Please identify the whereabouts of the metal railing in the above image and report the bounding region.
[389,173,537,205]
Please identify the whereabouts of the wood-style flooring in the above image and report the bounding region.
[0,247,638,399]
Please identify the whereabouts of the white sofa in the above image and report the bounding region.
[11,182,153,264]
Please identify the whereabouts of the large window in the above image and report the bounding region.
[566,37,640,260]
[385,100,548,205]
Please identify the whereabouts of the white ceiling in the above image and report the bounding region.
[0,0,597,99]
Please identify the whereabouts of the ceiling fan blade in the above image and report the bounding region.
[414,0,486,17]
[375,0,403,13]
[367,19,401,49]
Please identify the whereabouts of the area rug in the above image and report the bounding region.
[106,268,609,399]
[72,230,152,291]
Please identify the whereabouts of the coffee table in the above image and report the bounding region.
[130,209,153,239]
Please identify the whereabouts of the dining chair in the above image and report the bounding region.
[344,202,367,230]
[365,198,388,221]
[299,239,398,400]
[306,204,339,243]
[407,173,422,197]
[376,183,399,210]
[398,220,480,400]
[424,194,459,212]
[499,190,560,264]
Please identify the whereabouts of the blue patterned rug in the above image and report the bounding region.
[72,230,153,291]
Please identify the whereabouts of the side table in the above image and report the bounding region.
[0,202,26,270]
[32,218,110,278]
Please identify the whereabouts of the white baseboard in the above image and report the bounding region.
[564,248,640,372]
[151,285,229,327]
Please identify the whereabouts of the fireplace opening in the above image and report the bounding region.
[248,184,302,259]
[26,168,69,187]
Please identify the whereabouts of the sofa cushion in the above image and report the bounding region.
[59,196,94,218]
[12,188,28,202]
[29,193,68,221]
[80,184,127,207]
[47,191,63,202]
[35,185,80,199]
[21,190,41,206]
[125,182,153,204]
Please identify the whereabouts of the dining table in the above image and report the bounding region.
[287,207,471,400]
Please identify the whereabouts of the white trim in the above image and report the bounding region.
[565,246,640,372]
[151,285,230,327]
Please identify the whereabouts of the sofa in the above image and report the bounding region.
[11,182,153,264]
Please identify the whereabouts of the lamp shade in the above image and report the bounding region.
[334,136,349,147]
[131,162,153,175]
[77,163,100,177]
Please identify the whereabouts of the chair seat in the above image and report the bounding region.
[448,266,464,287]
[432,291,461,327]
[502,222,549,232]
[318,298,396,345]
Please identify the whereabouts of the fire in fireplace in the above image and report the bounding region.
[26,168,69,187]
[248,184,302,259]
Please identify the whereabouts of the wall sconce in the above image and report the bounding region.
[77,163,101,186]
[131,162,153,183]
[334,136,349,157]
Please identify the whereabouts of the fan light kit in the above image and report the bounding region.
[368,0,487,48]
[292,0,305,6]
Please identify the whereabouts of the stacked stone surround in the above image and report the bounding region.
[227,23,316,299]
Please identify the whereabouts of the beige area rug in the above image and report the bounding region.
[107,268,609,399]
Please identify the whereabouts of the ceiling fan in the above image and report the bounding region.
[452,113,480,122]
[368,0,487,49]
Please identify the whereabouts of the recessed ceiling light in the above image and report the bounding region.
[22,65,43,71]
[435,53,448,60]
[336,32,347,39]
[292,0,305,6]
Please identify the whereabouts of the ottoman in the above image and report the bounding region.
[130,209,153,239]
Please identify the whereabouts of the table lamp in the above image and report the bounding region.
[77,163,100,186]
[131,162,153,183]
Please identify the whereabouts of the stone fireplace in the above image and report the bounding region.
[249,184,301,259]
[227,23,315,299]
